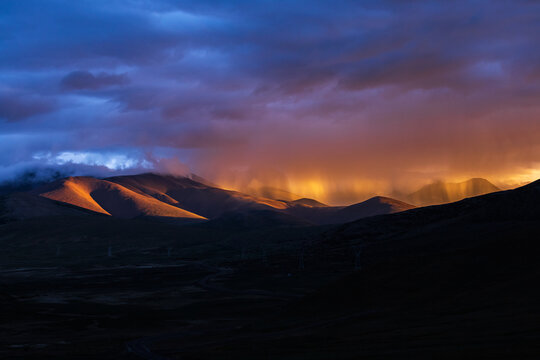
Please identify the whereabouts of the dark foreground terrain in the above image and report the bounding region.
[1,180,540,359]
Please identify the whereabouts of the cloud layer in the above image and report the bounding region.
[1,0,539,203]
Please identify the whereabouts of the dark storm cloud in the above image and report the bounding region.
[61,71,129,90]
[0,91,56,122]
[1,0,539,200]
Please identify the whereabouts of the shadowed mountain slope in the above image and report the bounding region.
[407,177,500,206]
[0,192,102,222]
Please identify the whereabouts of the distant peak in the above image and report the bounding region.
[362,196,415,207]
[367,196,395,202]
[466,177,497,185]
[408,177,500,206]
[290,198,328,207]
[339,196,415,210]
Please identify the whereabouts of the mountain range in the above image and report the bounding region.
[1,173,415,226]
[0,173,504,227]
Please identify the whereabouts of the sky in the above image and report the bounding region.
[1,0,539,204]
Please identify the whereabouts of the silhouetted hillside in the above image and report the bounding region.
[280,179,540,358]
